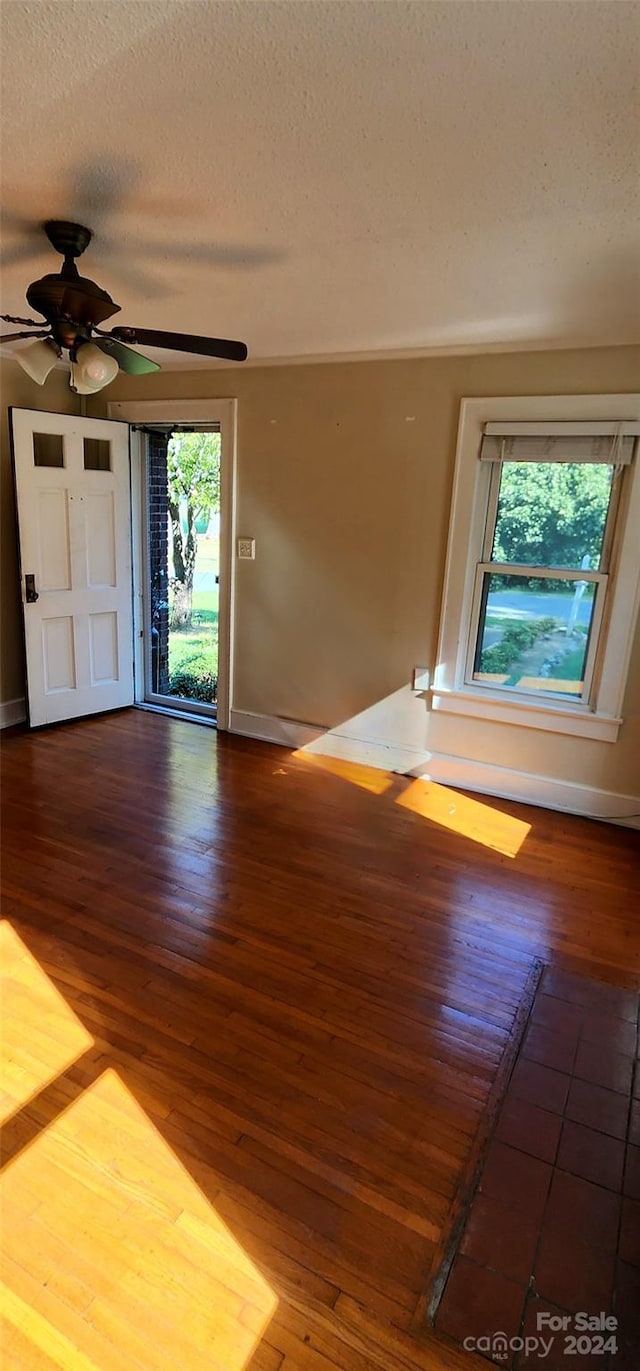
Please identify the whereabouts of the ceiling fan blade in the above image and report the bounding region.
[131,239,281,270]
[94,337,160,375]
[1,330,50,343]
[99,258,172,302]
[110,326,248,363]
[0,243,50,269]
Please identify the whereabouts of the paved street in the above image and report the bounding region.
[488,588,592,626]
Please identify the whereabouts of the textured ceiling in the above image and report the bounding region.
[1,0,639,366]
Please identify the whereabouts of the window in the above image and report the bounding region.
[33,431,64,467]
[433,397,640,742]
[467,426,635,705]
[83,437,112,471]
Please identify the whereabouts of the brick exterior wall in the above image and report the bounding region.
[147,431,170,696]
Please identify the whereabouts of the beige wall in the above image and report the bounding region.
[0,360,80,702]
[105,344,640,797]
[2,345,639,798]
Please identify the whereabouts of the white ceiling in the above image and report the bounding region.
[1,0,639,367]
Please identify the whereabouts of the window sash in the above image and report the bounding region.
[473,560,605,584]
[464,565,607,706]
[482,461,623,573]
[468,451,616,707]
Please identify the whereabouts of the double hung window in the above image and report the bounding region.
[433,398,640,741]
[466,424,634,706]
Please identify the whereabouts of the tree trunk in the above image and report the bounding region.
[170,579,192,629]
[169,501,198,629]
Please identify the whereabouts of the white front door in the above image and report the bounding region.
[10,408,134,727]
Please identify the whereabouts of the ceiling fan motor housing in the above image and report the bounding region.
[26,273,121,342]
[25,222,120,345]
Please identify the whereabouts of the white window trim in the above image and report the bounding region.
[432,394,640,742]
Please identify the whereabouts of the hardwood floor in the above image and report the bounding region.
[1,709,638,1370]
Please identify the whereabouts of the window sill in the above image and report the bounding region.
[429,688,622,742]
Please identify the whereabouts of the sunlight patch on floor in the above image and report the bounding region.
[291,749,394,794]
[1,926,277,1371]
[396,779,531,858]
[1,1282,102,1371]
[1,922,93,1124]
[2,1069,277,1371]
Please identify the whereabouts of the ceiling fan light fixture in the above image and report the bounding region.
[5,221,248,379]
[15,338,58,385]
[70,342,119,394]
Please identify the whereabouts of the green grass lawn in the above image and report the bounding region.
[485,614,526,631]
[168,591,219,699]
[547,647,586,681]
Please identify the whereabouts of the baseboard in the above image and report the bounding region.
[228,709,640,827]
[0,697,26,729]
[304,728,430,774]
[414,753,640,828]
[229,709,430,772]
[229,709,324,749]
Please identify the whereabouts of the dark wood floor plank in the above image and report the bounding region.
[2,710,638,1369]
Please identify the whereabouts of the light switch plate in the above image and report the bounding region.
[237,538,256,560]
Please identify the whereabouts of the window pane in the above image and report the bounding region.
[33,432,64,467]
[491,463,615,570]
[472,573,597,698]
[84,438,111,471]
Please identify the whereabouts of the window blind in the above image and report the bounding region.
[479,421,638,464]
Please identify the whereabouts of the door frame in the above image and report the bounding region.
[108,398,237,731]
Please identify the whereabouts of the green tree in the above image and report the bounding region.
[492,463,613,575]
[167,432,220,628]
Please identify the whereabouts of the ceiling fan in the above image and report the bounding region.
[1,220,248,393]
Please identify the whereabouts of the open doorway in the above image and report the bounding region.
[144,425,221,720]
[109,396,236,731]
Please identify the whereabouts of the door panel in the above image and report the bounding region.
[10,408,134,727]
[37,489,72,590]
[85,492,117,586]
[43,617,76,692]
[89,611,119,683]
